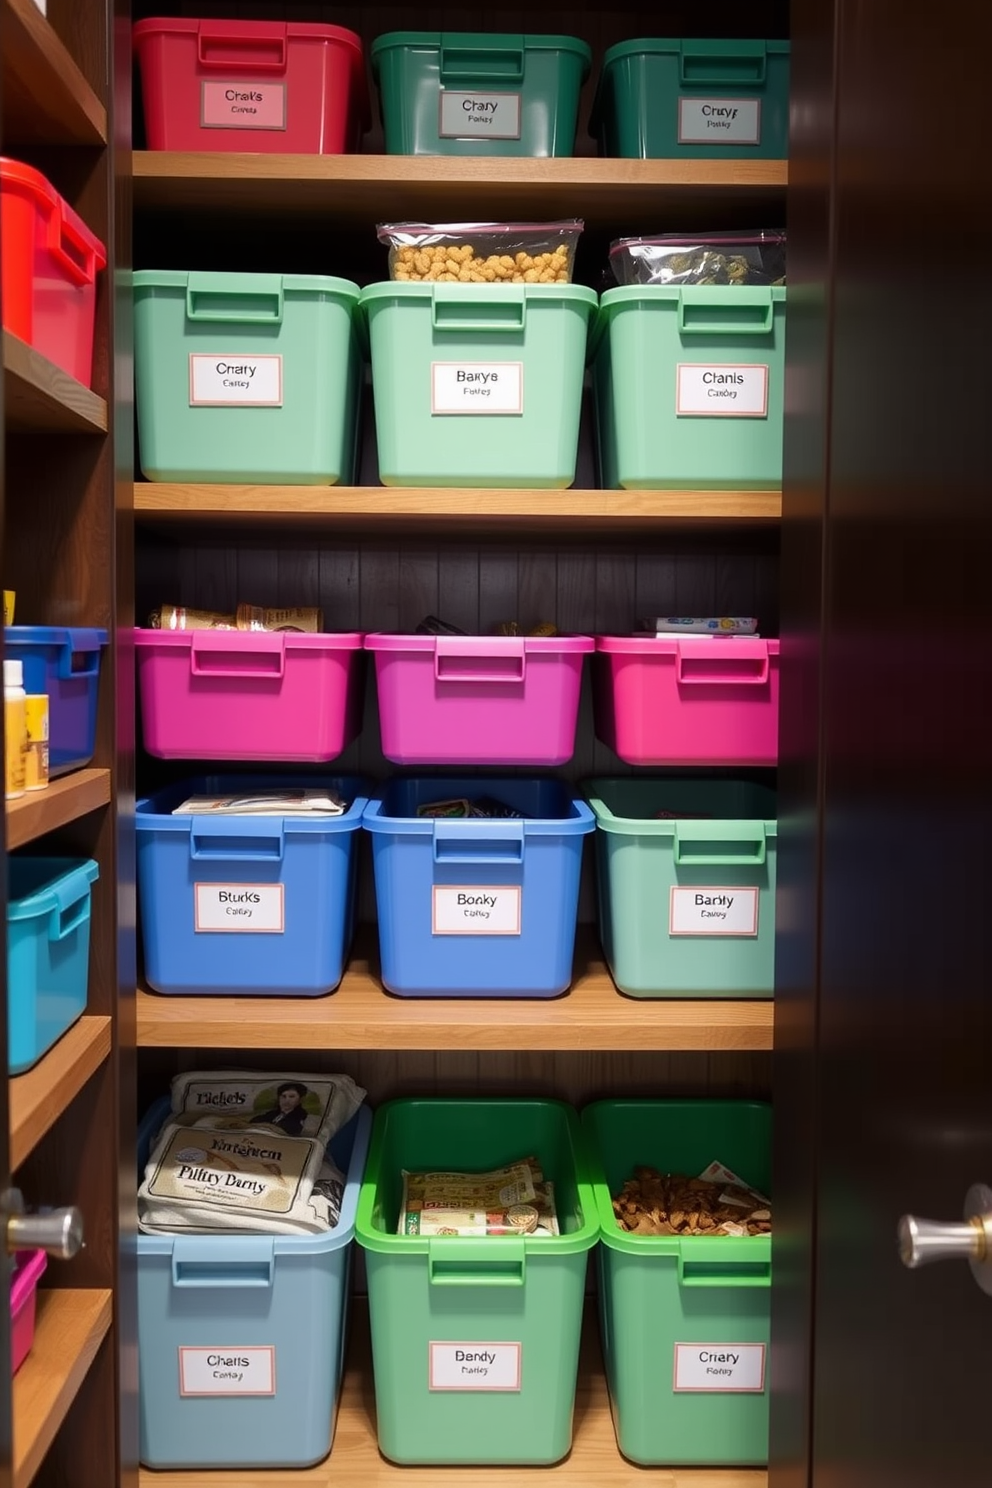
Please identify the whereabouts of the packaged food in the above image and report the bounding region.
[608,231,786,288]
[147,603,325,632]
[147,605,236,631]
[612,1160,771,1237]
[377,220,583,284]
[398,1158,560,1236]
[638,616,759,636]
[171,790,348,817]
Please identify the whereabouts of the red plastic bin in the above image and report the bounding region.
[11,1250,47,1375]
[0,159,106,388]
[133,17,370,153]
[593,634,781,766]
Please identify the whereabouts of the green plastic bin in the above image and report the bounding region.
[134,270,362,484]
[590,38,790,159]
[371,32,591,156]
[583,1099,771,1466]
[585,778,777,997]
[355,1098,599,1465]
[361,281,596,488]
[593,285,786,490]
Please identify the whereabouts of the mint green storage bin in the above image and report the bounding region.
[370,32,591,156]
[134,271,362,484]
[590,38,789,159]
[355,1098,599,1465]
[583,1100,771,1466]
[361,281,596,488]
[585,778,777,998]
[593,285,786,490]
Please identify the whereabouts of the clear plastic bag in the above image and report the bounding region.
[608,230,786,288]
[377,220,583,284]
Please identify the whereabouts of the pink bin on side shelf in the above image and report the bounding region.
[11,1250,46,1375]
[594,635,781,766]
[135,629,365,762]
[366,633,594,766]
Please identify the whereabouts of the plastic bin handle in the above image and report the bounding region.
[190,817,286,862]
[189,631,286,679]
[47,885,91,943]
[672,820,767,867]
[678,38,767,86]
[676,286,775,338]
[431,282,526,334]
[432,819,525,864]
[434,635,526,684]
[185,272,284,325]
[57,641,101,680]
[675,639,771,685]
[47,203,99,288]
[439,35,525,84]
[678,1251,771,1289]
[197,22,287,73]
[428,1237,526,1285]
[171,1236,276,1288]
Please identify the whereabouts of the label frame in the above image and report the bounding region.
[431,884,522,936]
[438,90,522,141]
[201,79,287,132]
[669,885,759,937]
[428,1340,522,1391]
[676,362,769,419]
[179,1345,276,1397]
[189,353,284,409]
[672,1341,766,1394]
[677,96,762,146]
[194,881,286,934]
[431,361,524,417]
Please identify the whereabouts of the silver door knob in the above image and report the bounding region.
[7,1207,84,1260]
[898,1183,992,1295]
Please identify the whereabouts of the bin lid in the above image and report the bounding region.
[0,159,107,267]
[4,625,108,648]
[133,269,361,303]
[370,30,592,73]
[359,280,597,309]
[135,774,370,832]
[596,634,780,654]
[134,629,364,650]
[364,633,594,653]
[597,36,789,68]
[591,284,785,357]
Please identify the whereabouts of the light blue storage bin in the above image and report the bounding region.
[363,777,595,997]
[137,1097,372,1470]
[4,627,108,775]
[8,857,99,1075]
[136,775,369,997]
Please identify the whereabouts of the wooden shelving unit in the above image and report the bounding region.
[2,333,108,435]
[9,1016,112,1170]
[13,1289,113,1488]
[6,768,112,851]
[0,0,106,145]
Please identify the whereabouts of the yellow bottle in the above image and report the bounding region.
[4,659,27,800]
[24,694,49,791]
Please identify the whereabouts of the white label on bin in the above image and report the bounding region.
[439,90,521,139]
[676,363,768,418]
[432,885,522,935]
[429,1342,522,1390]
[670,886,759,936]
[201,80,287,131]
[678,97,761,145]
[431,362,523,415]
[189,354,283,408]
[194,883,285,933]
[673,1343,765,1393]
[179,1346,276,1396]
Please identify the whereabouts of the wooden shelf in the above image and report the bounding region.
[134,153,787,226]
[0,0,106,145]
[9,1016,112,1171]
[2,333,107,435]
[13,1288,112,1488]
[138,1302,766,1488]
[6,768,111,851]
[137,929,772,1052]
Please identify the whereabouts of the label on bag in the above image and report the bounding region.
[194,883,285,933]
[673,1343,765,1393]
[189,354,283,407]
[179,1346,276,1396]
[429,1342,522,1390]
[431,362,523,415]
[201,81,287,131]
[678,97,761,145]
[670,886,759,936]
[432,885,522,935]
[439,90,521,139]
[676,363,768,418]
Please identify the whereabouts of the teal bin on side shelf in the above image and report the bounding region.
[356,1098,599,1465]
[134,271,363,484]
[590,38,790,159]
[371,32,591,156]
[593,285,786,490]
[583,1100,772,1466]
[8,857,99,1075]
[584,777,777,997]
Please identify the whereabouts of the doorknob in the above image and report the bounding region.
[898,1183,992,1295]
[2,1189,84,1260]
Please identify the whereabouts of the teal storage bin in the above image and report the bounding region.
[585,777,777,998]
[371,32,591,156]
[134,270,362,484]
[361,281,596,487]
[593,285,786,490]
[583,1100,771,1466]
[590,38,789,159]
[8,857,99,1075]
[356,1098,599,1464]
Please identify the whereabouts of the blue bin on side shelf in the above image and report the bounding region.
[8,857,99,1074]
[4,627,108,775]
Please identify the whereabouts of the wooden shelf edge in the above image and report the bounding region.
[3,333,108,434]
[0,0,106,145]
[9,1015,113,1171]
[13,1288,112,1488]
[6,768,112,850]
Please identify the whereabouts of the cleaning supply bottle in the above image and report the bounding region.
[24,694,49,791]
[4,658,28,799]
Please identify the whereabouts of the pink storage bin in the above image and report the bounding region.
[366,633,594,766]
[135,629,365,762]
[594,634,781,765]
[11,1250,47,1375]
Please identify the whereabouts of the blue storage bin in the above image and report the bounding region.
[4,627,108,775]
[136,775,369,997]
[8,857,99,1075]
[363,777,595,997]
[137,1096,372,1470]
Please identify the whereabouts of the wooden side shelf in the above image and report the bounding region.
[9,1016,112,1171]
[13,1288,113,1488]
[0,0,106,145]
[2,334,107,435]
[6,769,111,851]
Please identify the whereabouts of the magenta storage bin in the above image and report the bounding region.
[11,1249,46,1375]
[594,635,781,765]
[366,633,594,766]
[135,629,364,762]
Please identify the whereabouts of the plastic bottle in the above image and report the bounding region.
[4,659,27,800]
[24,694,49,791]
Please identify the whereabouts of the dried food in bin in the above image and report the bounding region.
[148,603,325,633]
[417,794,525,819]
[608,231,786,288]
[612,1159,771,1236]
[377,220,583,283]
[398,1157,560,1236]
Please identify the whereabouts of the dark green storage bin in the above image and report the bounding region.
[590,38,790,160]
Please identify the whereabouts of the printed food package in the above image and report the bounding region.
[608,231,786,288]
[147,603,324,632]
[377,220,583,283]
[612,1159,771,1237]
[398,1157,560,1236]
